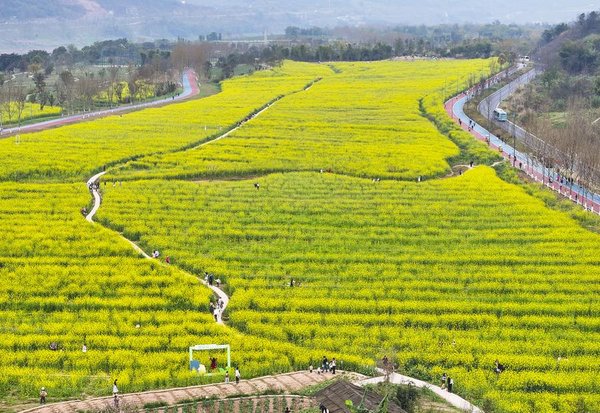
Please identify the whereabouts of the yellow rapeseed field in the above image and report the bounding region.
[1,59,598,413]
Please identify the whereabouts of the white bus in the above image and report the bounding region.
[494,108,508,122]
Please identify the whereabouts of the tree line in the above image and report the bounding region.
[522,106,600,203]
[0,39,180,127]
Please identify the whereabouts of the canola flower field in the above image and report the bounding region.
[98,169,600,413]
[0,103,61,127]
[109,60,494,182]
[0,59,598,413]
[0,62,330,182]
[0,182,362,402]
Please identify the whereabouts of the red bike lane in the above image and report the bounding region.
[444,93,600,216]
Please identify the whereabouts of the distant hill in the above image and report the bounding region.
[2,0,186,20]
[2,0,85,19]
[0,0,598,52]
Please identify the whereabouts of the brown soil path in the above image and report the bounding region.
[20,371,357,413]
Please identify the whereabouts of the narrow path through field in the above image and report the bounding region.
[359,372,483,413]
[85,173,229,324]
[82,77,309,319]
[85,171,106,223]
[81,76,306,322]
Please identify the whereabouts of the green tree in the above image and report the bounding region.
[33,72,47,110]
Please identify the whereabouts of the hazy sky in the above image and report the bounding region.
[0,0,598,52]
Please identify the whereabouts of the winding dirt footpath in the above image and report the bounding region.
[83,78,326,320]
[360,371,482,413]
[85,172,229,323]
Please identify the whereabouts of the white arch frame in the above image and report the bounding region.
[189,344,231,371]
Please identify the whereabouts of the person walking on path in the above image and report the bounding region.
[331,358,336,374]
[112,379,119,408]
[235,367,241,384]
[322,356,328,372]
[39,387,47,404]
[441,373,447,390]
[225,371,230,383]
[447,377,454,393]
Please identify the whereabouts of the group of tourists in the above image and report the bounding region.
[205,272,221,287]
[224,367,242,384]
[150,250,171,263]
[209,297,225,322]
[310,356,337,374]
[467,119,476,131]
[440,373,454,393]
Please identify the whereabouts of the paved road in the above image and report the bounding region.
[0,69,199,137]
[478,68,544,149]
[447,82,600,214]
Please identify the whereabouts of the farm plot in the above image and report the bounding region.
[0,182,363,403]
[98,168,600,413]
[109,60,493,182]
[0,61,330,182]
